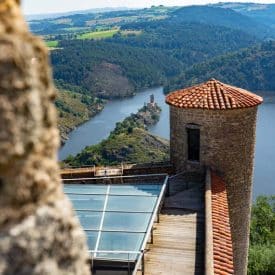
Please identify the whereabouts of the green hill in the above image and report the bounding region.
[63,104,169,166]
[51,40,178,97]
[171,5,274,39]
[28,6,175,35]
[212,3,275,29]
[64,127,169,166]
[29,4,275,39]
[55,89,104,144]
[32,4,266,100]
[51,22,258,99]
[119,21,258,64]
[166,41,275,93]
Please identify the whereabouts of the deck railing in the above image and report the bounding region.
[62,160,171,170]
[61,161,173,180]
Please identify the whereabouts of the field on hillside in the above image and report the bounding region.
[46,40,58,48]
[76,29,119,40]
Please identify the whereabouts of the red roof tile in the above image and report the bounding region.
[166,78,263,110]
[211,172,234,275]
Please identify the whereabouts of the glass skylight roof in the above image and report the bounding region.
[64,181,167,266]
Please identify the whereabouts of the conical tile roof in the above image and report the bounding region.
[166,79,263,110]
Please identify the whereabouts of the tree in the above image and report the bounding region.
[248,196,275,275]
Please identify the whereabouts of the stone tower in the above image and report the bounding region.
[166,79,263,275]
[150,94,155,104]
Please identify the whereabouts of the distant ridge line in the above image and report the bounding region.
[25,7,136,21]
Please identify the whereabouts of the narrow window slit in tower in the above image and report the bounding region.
[187,127,200,162]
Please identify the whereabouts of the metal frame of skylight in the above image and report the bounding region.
[77,210,155,216]
[84,229,148,234]
[63,173,168,182]
[90,250,141,259]
[65,192,159,197]
[133,176,168,275]
[93,185,110,258]
[64,174,169,275]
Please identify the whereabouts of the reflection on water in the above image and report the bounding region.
[254,92,275,199]
[59,88,275,198]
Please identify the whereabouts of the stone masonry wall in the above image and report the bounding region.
[0,1,90,274]
[170,105,258,275]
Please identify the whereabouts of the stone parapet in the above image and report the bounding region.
[205,168,214,275]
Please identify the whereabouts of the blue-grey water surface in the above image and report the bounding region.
[59,87,275,198]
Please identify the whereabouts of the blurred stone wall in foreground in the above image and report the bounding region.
[0,1,91,274]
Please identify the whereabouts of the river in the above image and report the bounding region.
[59,87,275,199]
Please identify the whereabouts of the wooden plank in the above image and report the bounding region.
[138,182,205,275]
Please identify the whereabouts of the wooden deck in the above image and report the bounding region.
[137,177,205,275]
